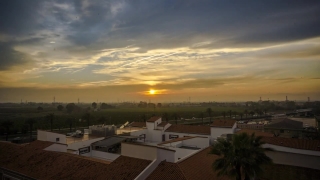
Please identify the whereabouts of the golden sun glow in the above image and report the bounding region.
[149,89,156,95]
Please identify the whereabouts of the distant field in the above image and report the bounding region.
[0,105,246,133]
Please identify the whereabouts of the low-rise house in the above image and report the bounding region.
[265,118,303,137]
[0,141,151,180]
[147,146,320,180]
[130,117,237,144]
[263,137,320,170]
[210,119,237,139]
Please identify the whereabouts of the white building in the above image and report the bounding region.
[130,116,237,144]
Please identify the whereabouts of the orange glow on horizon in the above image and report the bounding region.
[149,89,156,95]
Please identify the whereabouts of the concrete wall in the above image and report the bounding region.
[44,143,67,152]
[154,119,162,126]
[121,143,157,161]
[91,150,120,161]
[161,141,182,148]
[163,123,171,131]
[37,130,47,141]
[146,118,162,130]
[210,127,234,140]
[67,137,104,150]
[182,137,209,149]
[146,122,155,130]
[157,148,175,163]
[37,130,66,144]
[174,148,197,162]
[150,129,163,143]
[80,150,92,157]
[263,144,320,157]
[130,129,148,142]
[266,151,320,170]
[164,132,210,141]
[232,123,237,133]
[156,126,164,130]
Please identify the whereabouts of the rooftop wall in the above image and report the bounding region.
[37,130,66,144]
[121,143,157,161]
[266,151,320,170]
[182,137,209,149]
[91,150,120,162]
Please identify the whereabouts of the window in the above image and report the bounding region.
[169,134,179,139]
[56,138,60,142]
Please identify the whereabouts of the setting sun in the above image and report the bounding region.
[149,89,156,95]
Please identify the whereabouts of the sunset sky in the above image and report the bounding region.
[0,0,319,103]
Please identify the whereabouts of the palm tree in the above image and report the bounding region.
[25,118,36,141]
[66,118,73,132]
[249,111,255,118]
[98,116,106,125]
[1,120,13,141]
[206,108,213,124]
[199,112,204,125]
[92,102,97,109]
[46,113,54,131]
[254,109,260,117]
[234,112,237,119]
[244,109,248,118]
[83,113,91,127]
[162,112,169,122]
[263,108,268,116]
[141,114,147,122]
[222,111,226,119]
[210,133,272,180]
[172,113,179,125]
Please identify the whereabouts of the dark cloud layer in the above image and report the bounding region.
[0,43,30,70]
[0,0,43,35]
[1,0,319,48]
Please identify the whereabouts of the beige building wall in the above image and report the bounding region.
[182,137,209,149]
[266,151,320,170]
[37,130,47,141]
[37,130,66,144]
[121,143,157,161]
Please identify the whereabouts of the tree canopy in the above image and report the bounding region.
[210,133,272,180]
[92,102,97,109]
[66,103,76,113]
[57,104,64,111]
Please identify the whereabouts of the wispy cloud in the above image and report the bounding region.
[0,0,320,101]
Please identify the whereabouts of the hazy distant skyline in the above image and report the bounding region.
[0,0,320,102]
